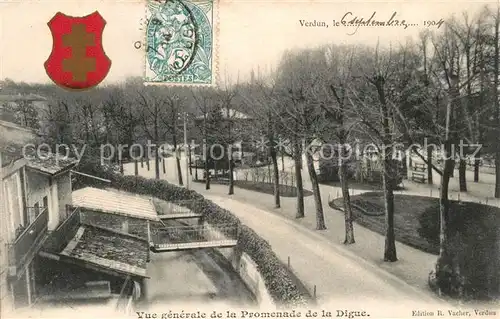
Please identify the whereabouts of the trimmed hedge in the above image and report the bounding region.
[74,166,310,307]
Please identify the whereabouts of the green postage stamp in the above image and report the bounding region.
[144,0,216,85]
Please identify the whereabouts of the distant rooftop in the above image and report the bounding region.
[0,120,37,167]
[0,142,26,167]
[195,108,251,120]
[0,93,47,102]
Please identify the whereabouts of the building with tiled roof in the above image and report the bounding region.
[0,93,49,134]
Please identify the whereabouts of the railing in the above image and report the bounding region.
[9,207,48,269]
[156,199,203,218]
[151,223,239,251]
[42,206,81,253]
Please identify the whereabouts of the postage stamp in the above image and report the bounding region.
[143,0,216,86]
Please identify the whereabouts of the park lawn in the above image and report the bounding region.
[332,192,438,254]
[233,180,313,197]
[331,192,500,300]
[330,192,500,255]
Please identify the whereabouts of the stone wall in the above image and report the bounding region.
[204,222,274,307]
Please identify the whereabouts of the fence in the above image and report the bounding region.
[9,207,49,269]
[155,199,203,218]
[150,223,239,251]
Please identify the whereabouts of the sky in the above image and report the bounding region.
[0,0,497,86]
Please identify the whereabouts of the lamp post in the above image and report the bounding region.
[183,112,190,190]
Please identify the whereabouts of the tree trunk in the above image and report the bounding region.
[188,146,193,176]
[473,149,480,183]
[270,146,281,208]
[294,140,305,219]
[228,154,234,195]
[374,76,397,262]
[154,146,160,180]
[496,155,500,198]
[435,74,463,297]
[173,136,183,186]
[401,153,408,179]
[176,153,183,185]
[267,162,271,183]
[459,159,467,192]
[205,160,210,190]
[436,139,456,295]
[306,149,326,230]
[226,104,234,195]
[339,145,354,244]
[120,160,124,175]
[382,158,397,262]
[281,152,285,173]
[427,145,433,184]
[204,143,211,190]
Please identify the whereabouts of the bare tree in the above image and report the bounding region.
[240,74,282,208]
[191,88,219,190]
[430,21,469,296]
[217,76,238,195]
[347,43,424,261]
[101,85,140,174]
[136,87,168,180]
[321,44,358,243]
[274,49,326,229]
[161,93,185,186]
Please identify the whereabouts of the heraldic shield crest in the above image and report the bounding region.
[44,11,111,90]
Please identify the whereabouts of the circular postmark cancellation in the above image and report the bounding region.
[143,0,214,85]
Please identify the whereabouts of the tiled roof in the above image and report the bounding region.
[60,225,148,277]
[25,150,79,175]
[72,187,159,221]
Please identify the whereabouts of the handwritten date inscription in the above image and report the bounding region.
[299,12,445,33]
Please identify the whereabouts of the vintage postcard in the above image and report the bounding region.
[0,0,499,319]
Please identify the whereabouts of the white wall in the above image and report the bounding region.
[47,180,59,231]
[3,171,24,241]
[56,173,72,221]
[0,173,13,317]
[25,169,50,208]
[24,169,72,229]
[238,252,274,306]
[204,222,275,307]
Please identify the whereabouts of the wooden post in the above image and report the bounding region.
[147,220,151,244]
[147,220,152,262]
